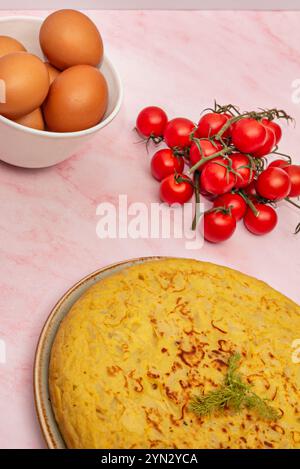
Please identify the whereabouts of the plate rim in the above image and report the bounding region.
[33,255,167,449]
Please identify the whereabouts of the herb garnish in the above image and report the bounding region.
[190,352,280,421]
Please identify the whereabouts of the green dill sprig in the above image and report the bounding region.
[189,352,280,421]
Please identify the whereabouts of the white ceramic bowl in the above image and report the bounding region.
[0,16,123,168]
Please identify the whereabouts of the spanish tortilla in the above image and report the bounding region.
[49,258,300,449]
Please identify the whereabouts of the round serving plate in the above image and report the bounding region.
[34,256,165,449]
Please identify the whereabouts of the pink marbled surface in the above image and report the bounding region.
[0,9,300,449]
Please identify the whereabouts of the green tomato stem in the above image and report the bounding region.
[238,190,259,217]
[192,171,201,231]
[188,148,229,174]
[285,197,300,210]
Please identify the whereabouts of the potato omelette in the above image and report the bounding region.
[49,258,300,449]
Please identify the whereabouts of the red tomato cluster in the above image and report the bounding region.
[136,104,300,243]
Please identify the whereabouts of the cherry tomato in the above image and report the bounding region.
[252,125,276,157]
[213,193,247,221]
[243,180,258,198]
[136,106,168,138]
[261,118,282,145]
[199,186,218,200]
[196,112,231,138]
[151,149,184,181]
[200,157,236,195]
[189,140,223,169]
[244,204,278,235]
[164,118,195,149]
[231,118,267,153]
[282,164,300,197]
[268,159,289,168]
[256,167,291,201]
[223,113,233,131]
[204,209,236,243]
[160,173,193,205]
[195,172,217,200]
[230,153,255,189]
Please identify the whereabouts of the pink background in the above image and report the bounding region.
[0,9,300,449]
[0,1,299,11]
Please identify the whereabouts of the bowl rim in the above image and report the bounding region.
[33,256,165,449]
[0,15,123,138]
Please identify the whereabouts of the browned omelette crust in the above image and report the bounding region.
[49,259,300,449]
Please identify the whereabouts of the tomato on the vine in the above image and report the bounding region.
[200,157,236,195]
[136,106,168,138]
[151,149,184,181]
[252,124,276,157]
[199,186,218,200]
[160,173,193,205]
[213,193,247,221]
[230,153,255,189]
[282,165,300,197]
[196,112,231,138]
[164,118,195,149]
[244,203,278,235]
[204,208,236,243]
[261,118,282,145]
[243,180,258,199]
[231,118,267,154]
[195,172,217,200]
[256,167,291,201]
[189,140,223,169]
[269,159,289,168]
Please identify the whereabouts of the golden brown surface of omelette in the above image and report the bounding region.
[49,258,300,449]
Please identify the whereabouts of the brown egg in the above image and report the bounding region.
[13,107,45,130]
[43,64,108,132]
[39,9,103,70]
[0,36,26,58]
[45,62,60,84]
[0,52,49,119]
